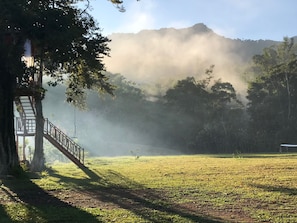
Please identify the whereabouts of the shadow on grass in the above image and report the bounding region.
[252,183,297,195]
[0,204,13,222]
[0,173,102,223]
[212,153,297,159]
[49,166,222,223]
[81,166,101,180]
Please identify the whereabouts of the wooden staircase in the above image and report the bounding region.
[15,96,36,136]
[15,93,85,169]
[44,119,85,169]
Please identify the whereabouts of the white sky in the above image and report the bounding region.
[84,0,297,41]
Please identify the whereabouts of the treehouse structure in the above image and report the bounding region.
[11,38,85,169]
[14,85,86,169]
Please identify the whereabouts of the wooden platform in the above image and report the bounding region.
[15,87,37,96]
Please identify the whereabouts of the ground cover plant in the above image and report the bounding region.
[0,154,297,222]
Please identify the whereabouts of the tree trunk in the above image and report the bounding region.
[0,70,20,175]
[30,96,45,172]
[285,73,291,120]
[30,58,45,172]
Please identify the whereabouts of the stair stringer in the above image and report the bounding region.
[44,133,86,169]
[43,118,85,169]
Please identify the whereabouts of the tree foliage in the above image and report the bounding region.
[84,68,245,154]
[247,38,297,150]
[0,0,114,174]
[162,66,244,153]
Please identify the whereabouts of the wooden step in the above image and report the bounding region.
[15,96,36,118]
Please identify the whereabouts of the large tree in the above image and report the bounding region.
[0,0,29,175]
[0,0,127,174]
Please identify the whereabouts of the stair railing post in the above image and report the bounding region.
[78,146,80,160]
[82,148,84,164]
[44,118,47,135]
[24,117,27,134]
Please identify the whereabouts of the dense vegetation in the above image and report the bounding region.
[91,67,245,154]
[43,38,297,155]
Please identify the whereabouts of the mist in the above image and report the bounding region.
[104,24,249,96]
[41,24,279,159]
[43,84,179,158]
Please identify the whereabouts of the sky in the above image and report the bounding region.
[84,0,297,41]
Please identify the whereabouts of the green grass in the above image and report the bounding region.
[1,153,297,222]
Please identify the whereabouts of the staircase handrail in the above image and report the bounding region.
[15,117,36,135]
[43,118,84,165]
[28,96,36,116]
[15,97,26,119]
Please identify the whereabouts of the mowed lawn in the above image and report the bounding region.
[1,154,297,222]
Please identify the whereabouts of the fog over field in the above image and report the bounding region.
[44,87,179,157]
[42,24,282,158]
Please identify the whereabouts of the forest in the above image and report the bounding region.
[42,37,297,157]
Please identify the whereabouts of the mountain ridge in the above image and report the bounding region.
[104,23,296,96]
[109,23,296,42]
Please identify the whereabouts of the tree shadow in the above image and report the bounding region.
[251,183,297,195]
[0,204,13,223]
[213,153,297,159]
[0,174,102,223]
[81,166,101,180]
[49,166,223,223]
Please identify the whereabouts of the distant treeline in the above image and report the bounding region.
[45,38,297,154]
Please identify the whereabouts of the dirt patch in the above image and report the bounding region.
[0,185,255,222]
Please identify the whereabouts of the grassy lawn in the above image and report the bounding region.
[1,153,297,222]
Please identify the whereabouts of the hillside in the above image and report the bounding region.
[104,23,280,95]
